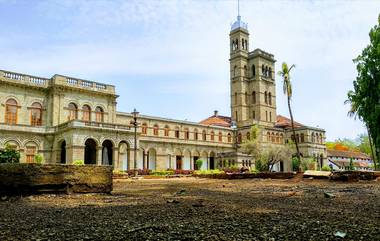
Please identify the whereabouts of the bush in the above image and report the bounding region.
[222,166,241,173]
[292,157,300,171]
[127,168,151,176]
[321,165,331,171]
[301,158,316,171]
[34,154,44,164]
[195,159,204,170]
[73,160,84,165]
[0,145,20,163]
[194,169,224,175]
[255,159,266,172]
[151,170,175,176]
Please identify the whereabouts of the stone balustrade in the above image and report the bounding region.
[0,69,115,94]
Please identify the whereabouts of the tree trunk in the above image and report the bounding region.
[287,96,301,168]
[366,124,377,170]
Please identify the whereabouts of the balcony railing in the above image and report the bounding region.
[1,70,49,87]
[56,120,131,131]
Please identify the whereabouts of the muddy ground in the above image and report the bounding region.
[0,177,379,240]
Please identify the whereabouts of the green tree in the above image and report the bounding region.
[0,145,20,163]
[278,62,301,165]
[346,15,380,169]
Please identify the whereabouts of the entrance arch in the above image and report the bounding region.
[209,151,216,170]
[147,148,156,170]
[60,140,66,164]
[84,139,97,164]
[102,140,113,165]
[118,142,130,170]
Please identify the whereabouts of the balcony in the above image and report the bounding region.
[0,70,50,88]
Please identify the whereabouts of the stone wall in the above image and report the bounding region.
[0,164,113,194]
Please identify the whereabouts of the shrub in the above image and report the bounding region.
[222,166,241,173]
[173,169,194,175]
[0,145,20,163]
[73,160,84,165]
[34,154,44,164]
[194,169,224,175]
[292,157,300,171]
[127,168,151,176]
[321,165,331,171]
[301,158,316,171]
[195,159,204,170]
[151,170,175,176]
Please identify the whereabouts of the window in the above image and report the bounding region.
[194,129,198,140]
[164,125,170,137]
[184,129,189,140]
[237,132,242,143]
[142,123,148,135]
[68,103,78,120]
[265,111,268,121]
[268,92,272,105]
[262,65,265,75]
[270,112,272,122]
[296,134,300,143]
[25,146,36,163]
[244,65,247,77]
[218,132,222,142]
[267,132,271,142]
[280,134,284,143]
[265,92,268,104]
[95,106,104,122]
[234,92,238,104]
[311,133,315,142]
[301,133,305,143]
[265,66,269,77]
[153,124,159,136]
[210,131,215,141]
[252,65,255,77]
[82,105,91,122]
[233,66,237,77]
[202,130,207,141]
[276,133,279,143]
[252,91,256,104]
[175,127,180,138]
[271,132,275,143]
[252,111,256,120]
[30,102,42,126]
[227,133,232,142]
[269,67,272,78]
[5,98,18,125]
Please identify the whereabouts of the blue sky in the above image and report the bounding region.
[1,0,379,141]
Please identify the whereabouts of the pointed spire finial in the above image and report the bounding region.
[238,0,240,17]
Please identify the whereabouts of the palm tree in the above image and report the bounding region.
[278,62,301,166]
[345,92,377,170]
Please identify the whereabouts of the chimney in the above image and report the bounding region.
[214,110,218,117]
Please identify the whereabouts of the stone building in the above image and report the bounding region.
[0,15,326,172]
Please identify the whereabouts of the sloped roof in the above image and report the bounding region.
[275,115,304,128]
[327,149,372,160]
[199,111,232,127]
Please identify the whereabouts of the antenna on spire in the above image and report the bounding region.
[238,0,240,17]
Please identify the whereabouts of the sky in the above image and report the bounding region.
[0,0,379,141]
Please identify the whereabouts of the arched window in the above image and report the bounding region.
[269,67,272,78]
[252,65,256,77]
[153,124,159,136]
[234,92,238,104]
[265,66,269,77]
[82,105,91,122]
[301,133,305,143]
[264,92,268,104]
[68,103,78,120]
[252,111,256,120]
[267,132,271,142]
[244,65,247,77]
[245,40,248,50]
[233,66,238,77]
[246,132,251,141]
[218,131,223,142]
[320,134,323,144]
[227,133,232,142]
[194,129,199,140]
[311,132,315,143]
[280,133,284,143]
[242,38,245,49]
[142,123,148,135]
[237,132,242,143]
[202,130,207,141]
[210,131,215,141]
[95,106,104,122]
[175,127,180,138]
[5,98,18,125]
[276,133,279,143]
[296,134,300,143]
[164,125,170,137]
[30,102,42,126]
[269,112,272,122]
[268,92,272,105]
[252,91,256,104]
[184,128,189,140]
[262,65,265,75]
[271,132,275,143]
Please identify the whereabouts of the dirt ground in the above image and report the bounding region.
[0,177,379,241]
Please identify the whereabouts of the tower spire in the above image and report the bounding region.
[238,0,240,17]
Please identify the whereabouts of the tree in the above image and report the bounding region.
[242,125,294,171]
[346,15,380,169]
[278,62,301,164]
[0,145,20,163]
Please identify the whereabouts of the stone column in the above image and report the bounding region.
[97,147,103,165]
[113,147,119,169]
